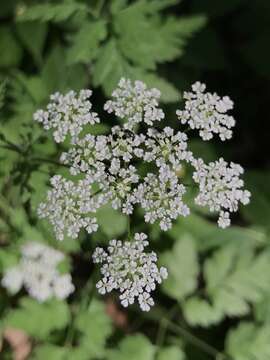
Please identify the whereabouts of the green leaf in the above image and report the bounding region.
[16,1,88,23]
[107,334,155,360]
[113,0,205,70]
[75,299,112,357]
[0,26,22,68]
[96,204,128,238]
[41,45,88,93]
[157,346,185,360]
[93,39,131,94]
[161,234,198,300]
[5,298,70,340]
[168,214,266,252]
[110,0,128,14]
[226,322,270,360]
[183,297,223,327]
[254,294,270,324]
[184,245,270,327]
[0,248,19,273]
[67,20,107,64]
[28,169,50,211]
[114,1,206,70]
[16,21,48,66]
[33,345,68,360]
[31,343,90,360]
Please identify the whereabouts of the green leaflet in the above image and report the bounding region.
[157,346,186,360]
[67,20,107,65]
[107,334,155,360]
[16,1,88,23]
[96,204,128,238]
[113,1,206,70]
[161,234,199,300]
[0,26,23,68]
[92,39,132,94]
[15,21,48,66]
[168,214,266,252]
[4,298,70,340]
[74,299,112,358]
[183,244,270,327]
[226,322,270,360]
[182,297,223,327]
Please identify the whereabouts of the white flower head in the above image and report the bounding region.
[33,89,99,143]
[92,233,168,311]
[176,82,235,141]
[38,175,104,240]
[192,157,251,228]
[104,78,164,130]
[1,242,74,301]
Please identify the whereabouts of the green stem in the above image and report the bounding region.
[0,138,67,168]
[127,215,131,240]
[145,307,231,360]
[65,277,95,346]
[163,319,231,360]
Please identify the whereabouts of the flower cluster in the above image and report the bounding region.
[1,242,74,302]
[38,175,104,240]
[92,233,168,311]
[36,78,250,235]
[192,158,251,228]
[134,171,189,230]
[33,89,99,143]
[104,78,164,130]
[176,82,235,141]
[35,78,250,310]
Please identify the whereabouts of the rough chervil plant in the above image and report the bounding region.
[34,78,251,311]
[2,242,74,302]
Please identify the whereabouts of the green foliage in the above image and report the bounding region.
[16,1,88,23]
[183,244,270,327]
[67,20,107,65]
[157,346,185,360]
[161,234,199,300]
[96,204,128,238]
[226,322,270,360]
[4,298,70,340]
[74,299,112,358]
[15,22,48,66]
[113,1,206,70]
[107,334,155,360]
[0,26,22,68]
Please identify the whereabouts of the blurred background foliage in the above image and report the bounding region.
[0,0,270,359]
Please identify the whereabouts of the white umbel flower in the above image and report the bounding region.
[35,78,251,240]
[104,78,164,130]
[176,82,235,141]
[1,242,74,301]
[92,233,168,311]
[134,169,190,230]
[38,175,104,240]
[33,89,99,143]
[192,157,251,227]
